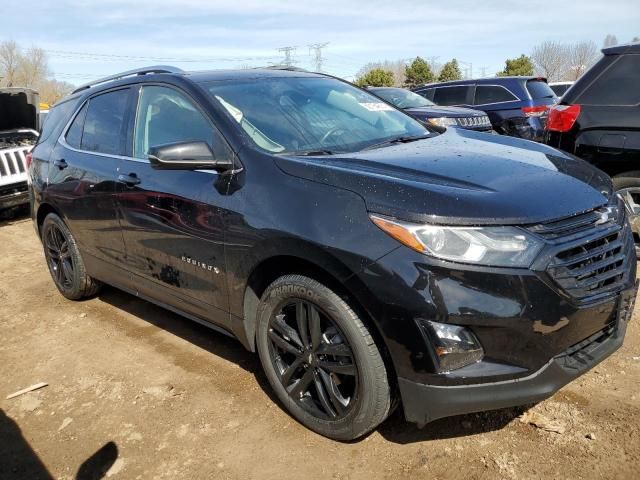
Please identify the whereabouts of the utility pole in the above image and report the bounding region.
[277,46,297,67]
[480,66,488,78]
[458,60,473,79]
[308,42,329,72]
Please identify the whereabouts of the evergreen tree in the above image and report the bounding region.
[438,59,462,82]
[404,56,434,87]
[497,54,534,76]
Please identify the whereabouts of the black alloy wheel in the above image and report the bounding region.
[41,213,101,300]
[44,222,75,290]
[267,299,358,420]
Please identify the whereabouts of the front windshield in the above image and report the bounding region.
[372,88,436,109]
[204,77,427,154]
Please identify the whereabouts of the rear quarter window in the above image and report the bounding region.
[526,80,556,100]
[576,54,640,106]
[38,98,80,144]
[433,86,469,106]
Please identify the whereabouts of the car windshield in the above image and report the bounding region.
[203,76,428,154]
[372,88,436,109]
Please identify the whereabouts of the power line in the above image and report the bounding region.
[277,46,297,66]
[308,42,329,72]
[44,48,281,63]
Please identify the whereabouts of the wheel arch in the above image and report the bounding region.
[36,202,62,237]
[241,253,396,384]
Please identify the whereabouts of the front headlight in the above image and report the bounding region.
[370,214,543,267]
[426,117,457,127]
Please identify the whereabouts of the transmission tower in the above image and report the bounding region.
[277,46,297,66]
[308,42,329,72]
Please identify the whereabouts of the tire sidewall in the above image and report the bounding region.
[41,213,87,299]
[256,275,386,440]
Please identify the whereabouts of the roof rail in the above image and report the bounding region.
[71,65,184,94]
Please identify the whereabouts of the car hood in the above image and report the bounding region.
[0,88,39,132]
[274,128,612,225]
[404,105,486,118]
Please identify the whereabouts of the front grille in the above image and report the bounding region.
[528,203,634,303]
[0,146,29,180]
[456,116,491,128]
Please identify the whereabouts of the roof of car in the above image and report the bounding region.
[415,76,546,89]
[602,42,640,55]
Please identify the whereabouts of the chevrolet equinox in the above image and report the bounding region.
[29,66,637,441]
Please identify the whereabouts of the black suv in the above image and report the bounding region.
[29,66,637,441]
[545,43,640,255]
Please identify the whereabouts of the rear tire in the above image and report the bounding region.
[41,213,101,300]
[255,275,391,441]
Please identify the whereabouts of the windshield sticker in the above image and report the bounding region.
[359,102,394,112]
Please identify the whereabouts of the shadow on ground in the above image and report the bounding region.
[96,286,528,444]
[0,410,118,480]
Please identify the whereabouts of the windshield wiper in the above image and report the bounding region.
[290,149,337,156]
[361,134,429,151]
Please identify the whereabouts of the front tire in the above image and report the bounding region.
[41,213,101,300]
[256,275,391,441]
[613,173,640,258]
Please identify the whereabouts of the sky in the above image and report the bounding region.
[3,0,639,85]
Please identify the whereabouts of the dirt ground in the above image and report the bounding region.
[1,211,639,480]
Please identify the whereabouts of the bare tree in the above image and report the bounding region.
[531,41,569,82]
[38,79,74,105]
[603,34,618,48]
[17,47,50,89]
[566,41,599,80]
[0,40,21,87]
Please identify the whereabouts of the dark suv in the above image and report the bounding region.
[29,66,637,441]
[413,77,557,142]
[545,43,640,255]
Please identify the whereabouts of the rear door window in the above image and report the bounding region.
[433,86,469,105]
[474,85,518,105]
[576,55,640,106]
[526,80,556,100]
[81,89,130,155]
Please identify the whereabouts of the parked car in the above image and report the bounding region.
[366,86,492,132]
[545,42,640,255]
[29,66,637,441]
[413,77,557,142]
[548,81,574,98]
[0,88,39,212]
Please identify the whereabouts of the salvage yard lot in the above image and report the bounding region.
[1,214,639,480]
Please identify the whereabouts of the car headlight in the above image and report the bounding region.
[426,117,457,127]
[370,214,543,267]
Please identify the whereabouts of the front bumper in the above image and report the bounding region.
[0,183,29,210]
[398,283,637,426]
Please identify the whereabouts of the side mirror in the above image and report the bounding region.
[148,141,234,171]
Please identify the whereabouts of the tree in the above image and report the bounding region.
[566,41,599,80]
[632,36,640,43]
[497,54,534,76]
[0,40,20,87]
[404,56,434,88]
[354,68,395,87]
[356,59,406,86]
[438,59,462,82]
[531,41,569,82]
[603,34,618,47]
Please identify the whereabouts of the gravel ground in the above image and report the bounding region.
[1,212,639,480]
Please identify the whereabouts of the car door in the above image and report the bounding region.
[115,83,234,324]
[46,88,133,285]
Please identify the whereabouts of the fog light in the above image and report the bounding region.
[417,320,484,372]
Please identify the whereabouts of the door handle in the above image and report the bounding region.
[117,173,141,186]
[53,159,68,170]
